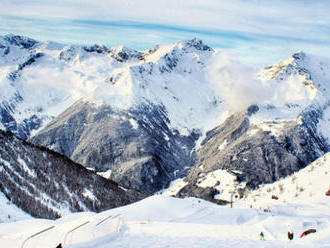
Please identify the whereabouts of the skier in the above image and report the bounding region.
[287,224,294,240]
[56,243,63,248]
[260,232,265,240]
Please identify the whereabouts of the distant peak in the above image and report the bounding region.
[83,44,110,54]
[292,51,306,61]
[180,38,213,51]
[3,34,39,49]
[110,45,143,62]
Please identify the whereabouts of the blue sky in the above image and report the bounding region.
[1,0,330,64]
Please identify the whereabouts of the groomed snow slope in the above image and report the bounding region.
[1,192,329,248]
[1,152,330,247]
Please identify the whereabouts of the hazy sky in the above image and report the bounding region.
[1,0,329,64]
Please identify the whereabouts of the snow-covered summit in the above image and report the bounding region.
[1,34,39,50]
[0,34,223,138]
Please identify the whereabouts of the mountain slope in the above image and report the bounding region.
[240,151,330,207]
[0,130,143,220]
[175,52,330,201]
[32,100,199,193]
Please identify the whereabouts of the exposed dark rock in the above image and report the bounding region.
[176,184,228,205]
[8,52,44,81]
[110,46,144,62]
[183,38,213,51]
[83,44,110,54]
[3,34,38,49]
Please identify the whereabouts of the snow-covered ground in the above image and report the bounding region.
[0,191,31,223]
[1,153,330,247]
[1,192,329,248]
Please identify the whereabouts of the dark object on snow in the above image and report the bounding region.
[300,228,316,238]
[56,243,63,248]
[288,232,294,240]
[271,195,279,200]
[325,189,330,196]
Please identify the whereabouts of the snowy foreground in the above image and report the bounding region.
[1,153,330,248]
[0,194,329,248]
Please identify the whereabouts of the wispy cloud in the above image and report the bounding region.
[1,0,330,64]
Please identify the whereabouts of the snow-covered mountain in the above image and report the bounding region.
[172,51,330,201]
[0,34,223,139]
[0,34,226,193]
[0,129,143,221]
[1,34,330,200]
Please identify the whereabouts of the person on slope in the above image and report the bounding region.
[287,224,294,240]
[260,232,265,240]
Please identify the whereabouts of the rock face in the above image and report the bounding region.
[32,100,199,193]
[0,130,144,219]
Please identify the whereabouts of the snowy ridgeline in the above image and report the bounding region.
[0,34,224,139]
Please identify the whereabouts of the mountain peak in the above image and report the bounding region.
[110,45,143,62]
[2,34,39,49]
[292,51,306,61]
[179,38,213,51]
[83,44,110,54]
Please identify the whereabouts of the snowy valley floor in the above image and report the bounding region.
[1,195,330,248]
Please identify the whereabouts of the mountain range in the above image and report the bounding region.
[1,34,330,217]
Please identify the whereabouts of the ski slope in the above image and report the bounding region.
[1,194,329,248]
[3,151,330,247]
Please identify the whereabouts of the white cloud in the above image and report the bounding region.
[208,52,317,110]
[208,52,272,110]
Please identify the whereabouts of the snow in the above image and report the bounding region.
[1,192,330,248]
[218,139,228,151]
[97,169,112,179]
[0,191,31,223]
[128,118,138,129]
[82,189,96,202]
[0,35,227,139]
[1,150,330,247]
[241,151,330,208]
[0,153,330,246]
[17,156,36,178]
[160,178,188,196]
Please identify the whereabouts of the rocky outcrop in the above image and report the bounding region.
[0,130,144,219]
